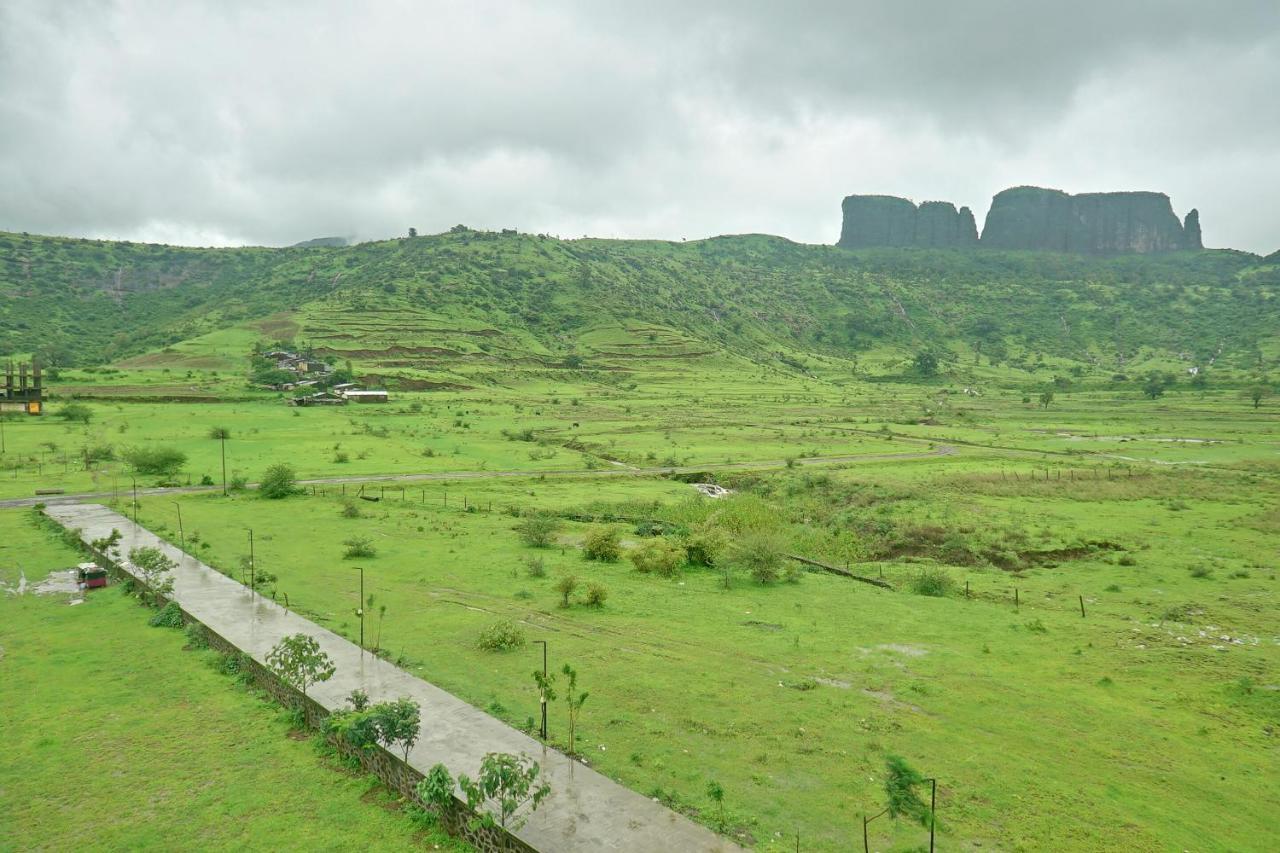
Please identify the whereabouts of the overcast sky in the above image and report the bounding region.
[2,1,1277,252]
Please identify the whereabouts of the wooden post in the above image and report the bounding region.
[1079,595,1086,617]
[1015,588,1019,610]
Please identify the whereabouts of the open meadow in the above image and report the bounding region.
[4,366,1274,851]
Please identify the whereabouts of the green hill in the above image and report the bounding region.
[2,228,1277,386]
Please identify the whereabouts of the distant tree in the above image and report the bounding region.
[628,538,684,577]
[259,463,298,499]
[1141,371,1175,400]
[1038,390,1055,409]
[265,633,336,724]
[1190,371,1207,392]
[1247,383,1271,409]
[56,403,93,424]
[207,426,231,440]
[727,530,788,585]
[913,350,939,377]
[554,575,579,608]
[123,446,188,478]
[408,227,418,238]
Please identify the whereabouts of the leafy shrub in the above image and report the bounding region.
[148,601,185,628]
[229,475,248,491]
[477,619,526,652]
[333,451,350,464]
[884,755,931,825]
[184,622,209,649]
[524,556,546,578]
[628,538,684,577]
[582,527,621,562]
[1117,554,1137,566]
[258,463,298,499]
[908,567,955,597]
[1024,618,1048,633]
[56,403,93,424]
[583,583,608,607]
[516,513,560,547]
[682,527,726,567]
[727,531,788,584]
[343,536,376,559]
[341,500,362,518]
[1189,565,1214,579]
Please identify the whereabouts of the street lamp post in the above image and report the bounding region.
[533,640,549,740]
[248,528,255,596]
[174,502,185,555]
[131,476,138,523]
[353,565,365,652]
[220,433,227,496]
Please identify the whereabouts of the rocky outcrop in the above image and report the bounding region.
[979,186,1197,253]
[838,195,979,249]
[1183,209,1203,250]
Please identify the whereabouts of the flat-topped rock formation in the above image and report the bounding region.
[838,195,978,248]
[837,186,1203,253]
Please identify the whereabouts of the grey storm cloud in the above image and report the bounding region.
[1,0,1277,252]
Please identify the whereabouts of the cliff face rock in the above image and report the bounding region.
[839,195,979,249]
[980,186,1195,253]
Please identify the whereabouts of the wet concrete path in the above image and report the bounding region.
[44,504,740,852]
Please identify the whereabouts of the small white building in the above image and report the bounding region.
[341,389,389,403]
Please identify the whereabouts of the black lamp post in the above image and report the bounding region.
[174,502,185,555]
[533,640,549,740]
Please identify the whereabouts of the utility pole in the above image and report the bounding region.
[534,640,549,740]
[248,528,255,596]
[220,433,227,496]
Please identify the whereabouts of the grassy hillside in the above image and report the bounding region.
[3,229,1278,387]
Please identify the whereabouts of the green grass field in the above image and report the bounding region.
[0,512,467,852]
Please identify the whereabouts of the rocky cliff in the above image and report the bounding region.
[979,186,1197,253]
[838,195,978,249]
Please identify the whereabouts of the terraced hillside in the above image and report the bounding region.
[3,229,1278,389]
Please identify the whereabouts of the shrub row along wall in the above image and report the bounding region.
[77,533,534,853]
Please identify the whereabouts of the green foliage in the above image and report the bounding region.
[265,633,336,708]
[127,546,176,606]
[515,513,560,548]
[56,403,93,424]
[554,575,579,607]
[912,350,939,377]
[582,526,621,561]
[1141,371,1176,400]
[183,622,208,649]
[207,426,231,440]
[457,752,551,831]
[628,537,684,577]
[562,663,588,757]
[417,763,457,811]
[123,446,188,478]
[258,463,298,499]
[342,536,376,559]
[583,582,608,607]
[147,601,185,629]
[476,618,526,652]
[885,755,932,826]
[726,530,788,585]
[908,567,955,597]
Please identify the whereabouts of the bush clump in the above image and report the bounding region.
[148,600,185,629]
[342,536,376,559]
[727,531,789,584]
[476,618,526,652]
[582,527,621,562]
[908,567,955,597]
[516,513,561,547]
[258,463,299,499]
[584,582,608,607]
[628,538,684,577]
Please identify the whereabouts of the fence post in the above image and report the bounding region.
[1079,595,1086,617]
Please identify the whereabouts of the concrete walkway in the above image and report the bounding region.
[45,504,741,852]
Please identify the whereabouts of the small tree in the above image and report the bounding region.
[259,463,299,499]
[706,780,726,830]
[516,514,560,547]
[913,350,939,377]
[208,426,231,440]
[582,527,621,561]
[417,763,456,813]
[457,752,551,831]
[554,575,579,608]
[265,633,336,724]
[123,446,188,479]
[376,697,421,763]
[128,546,176,606]
[1038,390,1054,409]
[1141,371,1174,400]
[562,663,588,757]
